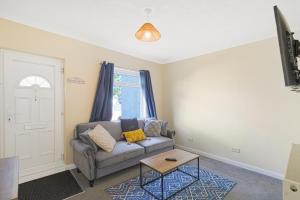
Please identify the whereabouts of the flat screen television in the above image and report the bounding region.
[274,6,300,90]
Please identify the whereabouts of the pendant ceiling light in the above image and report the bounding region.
[135,8,161,42]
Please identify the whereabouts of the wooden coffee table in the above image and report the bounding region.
[140,149,200,200]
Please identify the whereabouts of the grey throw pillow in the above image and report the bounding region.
[144,120,162,137]
[144,119,168,136]
[79,129,98,152]
[160,121,168,136]
[120,118,139,132]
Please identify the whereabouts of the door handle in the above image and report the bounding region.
[290,184,298,192]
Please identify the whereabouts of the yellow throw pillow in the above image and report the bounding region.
[123,129,146,143]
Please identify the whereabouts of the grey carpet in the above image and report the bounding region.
[69,156,282,200]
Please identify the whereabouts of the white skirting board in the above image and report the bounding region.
[19,164,76,184]
[65,163,76,170]
[19,165,66,184]
[176,144,284,180]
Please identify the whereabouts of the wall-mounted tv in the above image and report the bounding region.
[274,5,300,91]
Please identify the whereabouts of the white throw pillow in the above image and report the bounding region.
[88,124,116,152]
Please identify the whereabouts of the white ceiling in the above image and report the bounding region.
[0,0,299,64]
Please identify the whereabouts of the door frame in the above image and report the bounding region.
[0,49,65,183]
[0,49,4,158]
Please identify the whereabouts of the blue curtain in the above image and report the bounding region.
[140,70,157,119]
[90,62,114,122]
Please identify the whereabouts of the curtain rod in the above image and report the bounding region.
[100,61,140,72]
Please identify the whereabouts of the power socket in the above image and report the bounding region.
[232,148,240,153]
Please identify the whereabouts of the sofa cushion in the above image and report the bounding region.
[76,121,122,141]
[137,137,174,153]
[76,120,145,141]
[95,141,144,168]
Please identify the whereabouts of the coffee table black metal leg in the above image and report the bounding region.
[140,157,200,200]
[161,174,164,200]
[140,162,142,187]
[197,157,200,180]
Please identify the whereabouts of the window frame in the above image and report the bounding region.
[112,67,146,120]
[18,75,51,88]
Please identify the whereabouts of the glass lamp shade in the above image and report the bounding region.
[135,23,161,42]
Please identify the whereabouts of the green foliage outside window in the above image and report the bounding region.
[113,74,121,98]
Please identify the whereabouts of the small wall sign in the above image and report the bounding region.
[67,77,86,85]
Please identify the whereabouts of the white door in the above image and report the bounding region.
[2,50,64,183]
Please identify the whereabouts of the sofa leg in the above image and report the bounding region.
[77,168,81,173]
[89,180,94,187]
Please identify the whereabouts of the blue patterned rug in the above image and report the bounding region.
[106,165,236,200]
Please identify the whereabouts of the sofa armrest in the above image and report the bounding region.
[166,129,176,139]
[72,139,96,180]
[72,139,94,155]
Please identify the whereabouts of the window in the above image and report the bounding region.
[112,68,145,120]
[19,75,51,88]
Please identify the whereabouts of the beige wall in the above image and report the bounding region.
[163,38,300,175]
[1,17,299,176]
[0,18,164,164]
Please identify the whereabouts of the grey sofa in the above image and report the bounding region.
[72,120,175,187]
